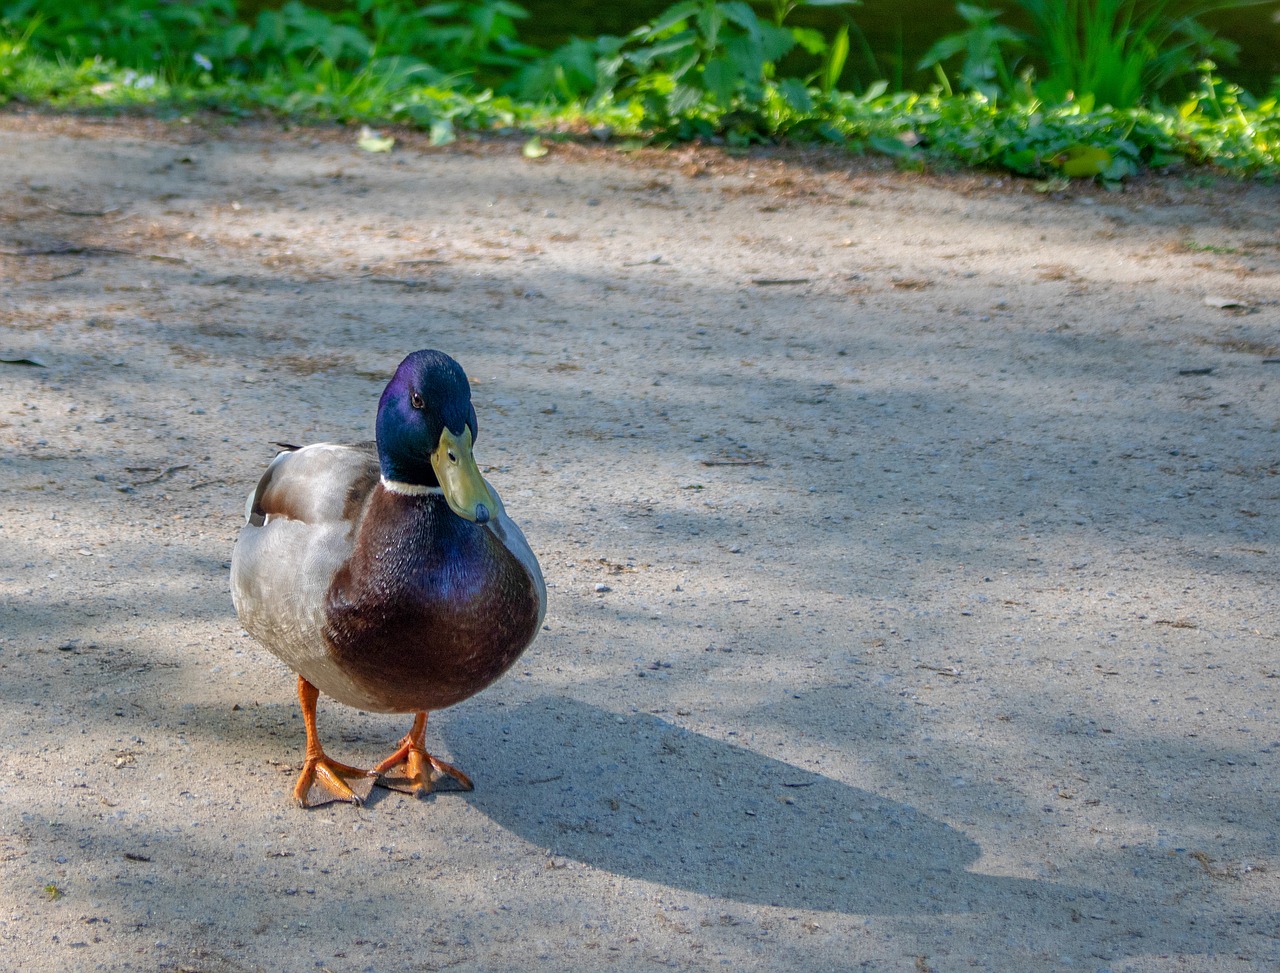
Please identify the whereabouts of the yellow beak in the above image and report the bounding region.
[430,426,496,523]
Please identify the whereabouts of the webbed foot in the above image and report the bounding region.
[372,712,473,796]
[294,753,374,808]
[291,675,373,808]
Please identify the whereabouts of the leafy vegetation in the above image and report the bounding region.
[508,0,858,139]
[0,0,1276,180]
[920,0,1269,109]
[918,4,1028,102]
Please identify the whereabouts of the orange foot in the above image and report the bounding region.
[292,675,373,808]
[294,752,372,808]
[372,712,473,796]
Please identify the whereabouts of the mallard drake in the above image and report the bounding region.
[231,350,546,807]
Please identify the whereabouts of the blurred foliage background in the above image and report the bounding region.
[1,0,1277,178]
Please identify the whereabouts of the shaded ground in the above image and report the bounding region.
[1,111,1279,972]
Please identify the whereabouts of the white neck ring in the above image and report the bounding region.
[380,476,444,497]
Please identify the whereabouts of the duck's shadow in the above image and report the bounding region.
[444,698,1075,916]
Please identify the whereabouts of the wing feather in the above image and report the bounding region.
[231,443,385,705]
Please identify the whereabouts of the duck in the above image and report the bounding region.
[230,350,546,808]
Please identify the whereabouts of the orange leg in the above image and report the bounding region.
[371,712,473,796]
[292,676,370,808]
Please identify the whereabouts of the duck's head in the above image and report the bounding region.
[376,350,496,524]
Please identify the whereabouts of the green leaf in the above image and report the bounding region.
[778,77,813,112]
[634,32,699,66]
[490,0,530,18]
[917,35,966,70]
[816,121,845,141]
[357,125,395,152]
[723,33,765,75]
[861,79,889,100]
[720,2,763,33]
[667,82,704,115]
[1101,153,1137,182]
[695,2,724,44]
[702,56,739,103]
[820,25,849,93]
[869,134,913,157]
[429,119,455,146]
[790,27,827,57]
[1001,148,1040,173]
[1033,175,1071,193]
[669,49,703,82]
[1055,144,1112,178]
[758,23,797,62]
[522,135,549,158]
[645,1,702,37]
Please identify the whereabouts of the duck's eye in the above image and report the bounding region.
[410,391,425,410]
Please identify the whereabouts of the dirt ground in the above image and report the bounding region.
[1,110,1279,973]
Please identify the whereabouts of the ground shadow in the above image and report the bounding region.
[445,697,1084,918]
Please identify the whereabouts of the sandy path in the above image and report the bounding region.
[2,112,1279,972]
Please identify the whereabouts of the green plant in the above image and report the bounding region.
[758,0,856,92]
[222,0,536,85]
[613,1,801,117]
[243,2,374,67]
[515,0,857,134]
[1173,59,1279,166]
[0,0,1277,179]
[0,0,540,90]
[918,0,1266,109]
[509,34,621,103]
[816,23,850,93]
[0,0,236,88]
[917,4,1027,101]
[1018,0,1266,109]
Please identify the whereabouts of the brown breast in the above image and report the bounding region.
[322,486,540,712]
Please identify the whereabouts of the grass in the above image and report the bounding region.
[0,0,1276,180]
[1180,239,1242,253]
[1017,0,1265,110]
